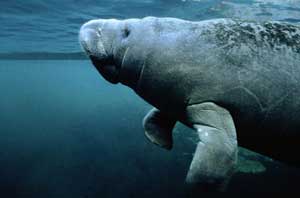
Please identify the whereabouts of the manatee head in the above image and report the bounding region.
[79,18,155,88]
[79,17,202,113]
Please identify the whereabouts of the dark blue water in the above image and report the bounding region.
[1,1,300,197]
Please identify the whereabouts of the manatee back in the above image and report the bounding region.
[202,20,300,164]
[137,18,300,125]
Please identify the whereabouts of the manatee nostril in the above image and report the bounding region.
[97,27,103,37]
[123,27,130,38]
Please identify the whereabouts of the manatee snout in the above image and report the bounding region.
[79,19,122,84]
[79,20,107,57]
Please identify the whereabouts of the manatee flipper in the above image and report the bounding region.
[143,108,177,150]
[184,102,238,190]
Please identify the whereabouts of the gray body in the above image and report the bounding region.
[136,18,300,164]
[79,17,300,190]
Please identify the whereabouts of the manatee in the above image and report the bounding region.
[79,17,300,190]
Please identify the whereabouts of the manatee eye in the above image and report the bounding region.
[123,27,130,38]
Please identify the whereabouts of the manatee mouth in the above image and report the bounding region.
[89,55,120,84]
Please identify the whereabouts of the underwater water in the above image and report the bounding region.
[0,0,300,197]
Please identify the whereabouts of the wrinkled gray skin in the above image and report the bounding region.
[79,17,300,191]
